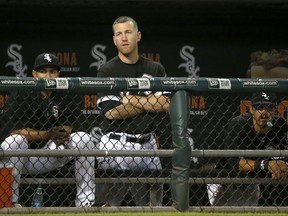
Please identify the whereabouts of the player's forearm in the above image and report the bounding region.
[142,95,170,112]
[104,104,143,120]
[125,95,170,112]
[10,128,49,141]
[239,158,255,172]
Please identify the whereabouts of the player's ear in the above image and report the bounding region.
[113,36,117,46]
[137,31,141,42]
[32,70,37,77]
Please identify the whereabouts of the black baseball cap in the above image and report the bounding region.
[251,92,277,106]
[34,53,61,71]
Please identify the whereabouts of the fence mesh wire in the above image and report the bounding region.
[0,90,287,207]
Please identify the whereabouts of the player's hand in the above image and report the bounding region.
[268,160,288,180]
[47,126,71,146]
[61,125,72,134]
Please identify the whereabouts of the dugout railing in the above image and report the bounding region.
[0,77,288,213]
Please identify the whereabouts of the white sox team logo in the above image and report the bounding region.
[5,44,28,77]
[44,53,52,62]
[178,45,200,78]
[52,106,59,118]
[89,44,107,70]
[262,92,269,100]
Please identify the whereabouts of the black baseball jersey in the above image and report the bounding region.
[220,113,288,174]
[97,56,167,134]
[0,91,77,149]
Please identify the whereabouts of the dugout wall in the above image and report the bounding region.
[0,77,288,212]
[1,0,288,78]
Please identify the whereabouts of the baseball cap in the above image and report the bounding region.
[251,92,277,107]
[34,53,61,71]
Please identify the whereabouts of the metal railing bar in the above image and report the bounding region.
[20,177,288,185]
[2,149,288,157]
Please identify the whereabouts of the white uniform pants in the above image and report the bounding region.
[0,132,95,207]
[96,132,163,206]
[207,183,260,206]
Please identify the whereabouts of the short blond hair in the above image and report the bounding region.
[112,16,138,33]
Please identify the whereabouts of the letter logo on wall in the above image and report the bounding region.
[178,45,200,78]
[82,95,100,115]
[89,44,107,70]
[5,44,28,77]
[52,52,79,72]
[178,46,207,116]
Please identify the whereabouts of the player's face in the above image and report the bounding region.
[32,67,60,78]
[113,21,141,56]
[250,104,275,129]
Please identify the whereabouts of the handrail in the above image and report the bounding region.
[0,77,287,93]
[1,149,288,157]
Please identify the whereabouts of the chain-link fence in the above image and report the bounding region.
[0,77,288,211]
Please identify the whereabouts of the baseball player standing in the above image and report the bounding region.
[96,16,170,206]
[208,92,288,206]
[0,53,95,207]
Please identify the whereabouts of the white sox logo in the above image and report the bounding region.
[89,44,107,70]
[262,92,269,100]
[52,106,59,118]
[5,44,28,77]
[44,53,52,62]
[178,45,200,78]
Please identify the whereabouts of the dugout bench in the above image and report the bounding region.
[18,164,288,207]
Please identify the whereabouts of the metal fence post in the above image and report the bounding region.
[169,90,191,211]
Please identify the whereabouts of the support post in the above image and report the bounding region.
[169,90,191,211]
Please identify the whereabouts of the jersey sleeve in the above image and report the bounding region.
[96,95,122,114]
[157,63,171,96]
[96,65,123,114]
[157,63,167,77]
[146,62,171,97]
[224,116,247,171]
